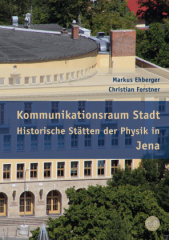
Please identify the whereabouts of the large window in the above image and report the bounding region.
[57,162,65,177]
[44,163,51,178]
[71,134,78,148]
[3,135,11,152]
[51,102,59,123]
[71,162,78,177]
[17,135,25,151]
[105,101,113,117]
[125,160,132,170]
[0,193,7,216]
[98,131,105,147]
[3,164,11,180]
[105,101,113,121]
[125,133,132,146]
[17,164,24,179]
[111,131,119,147]
[158,100,166,113]
[158,129,166,150]
[84,133,92,148]
[24,102,32,124]
[44,134,52,150]
[0,104,4,125]
[31,135,38,151]
[84,161,92,176]
[58,134,65,148]
[98,160,105,176]
[47,190,60,214]
[78,101,86,122]
[30,163,38,178]
[111,160,119,174]
[20,192,34,215]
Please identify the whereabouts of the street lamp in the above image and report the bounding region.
[24,169,29,226]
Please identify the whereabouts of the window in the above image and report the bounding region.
[3,164,11,180]
[30,163,38,178]
[17,135,24,151]
[81,70,84,77]
[31,135,38,151]
[44,162,51,178]
[40,76,44,84]
[3,135,11,152]
[46,75,51,83]
[71,134,78,148]
[77,71,80,78]
[0,104,4,125]
[0,78,4,85]
[20,192,34,215]
[57,162,65,177]
[78,101,85,113]
[98,160,105,176]
[98,131,105,147]
[44,134,52,150]
[60,74,64,81]
[32,76,37,84]
[105,101,113,120]
[51,102,59,123]
[71,162,78,177]
[17,164,24,179]
[24,102,32,124]
[158,100,166,112]
[9,78,14,85]
[47,190,60,214]
[111,131,119,147]
[78,101,86,122]
[111,160,119,174]
[58,134,65,148]
[25,77,29,85]
[84,161,92,176]
[71,72,75,80]
[84,133,92,147]
[125,160,132,170]
[158,129,166,150]
[54,75,58,82]
[16,77,21,85]
[66,73,70,80]
[125,133,132,146]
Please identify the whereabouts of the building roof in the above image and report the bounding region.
[0,27,98,63]
[127,0,147,17]
[127,0,168,17]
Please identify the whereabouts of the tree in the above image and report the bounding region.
[136,22,169,67]
[0,0,30,25]
[30,184,169,240]
[137,0,169,25]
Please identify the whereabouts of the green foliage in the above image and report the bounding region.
[136,22,169,68]
[29,227,40,240]
[30,182,169,240]
[0,0,30,25]
[31,0,136,33]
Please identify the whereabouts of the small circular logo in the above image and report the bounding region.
[145,216,160,231]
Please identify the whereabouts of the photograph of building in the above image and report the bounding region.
[0,21,168,238]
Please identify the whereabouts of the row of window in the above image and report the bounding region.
[0,65,97,86]
[0,190,60,216]
[2,160,132,180]
[2,128,167,152]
